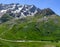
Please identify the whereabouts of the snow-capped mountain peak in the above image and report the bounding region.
[0,3,55,18]
[0,3,39,18]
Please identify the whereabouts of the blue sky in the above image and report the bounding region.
[0,0,60,15]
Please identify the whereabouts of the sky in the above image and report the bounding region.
[0,0,60,15]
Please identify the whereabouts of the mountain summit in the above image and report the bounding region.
[0,3,55,18]
[0,3,38,18]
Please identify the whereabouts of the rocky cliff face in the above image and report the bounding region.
[0,3,55,18]
[0,4,39,18]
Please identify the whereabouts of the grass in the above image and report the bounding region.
[0,14,60,47]
[0,15,60,41]
[0,40,58,47]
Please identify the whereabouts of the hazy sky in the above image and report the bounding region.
[0,0,60,15]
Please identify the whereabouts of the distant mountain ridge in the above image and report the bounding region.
[0,3,55,18]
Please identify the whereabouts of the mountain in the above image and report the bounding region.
[0,3,56,23]
[0,3,39,18]
[40,8,55,15]
[0,3,60,42]
[0,3,60,47]
[0,3,55,18]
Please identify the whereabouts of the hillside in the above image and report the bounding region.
[0,14,60,47]
[0,13,60,41]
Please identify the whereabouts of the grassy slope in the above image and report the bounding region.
[0,14,60,47]
[0,14,60,41]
